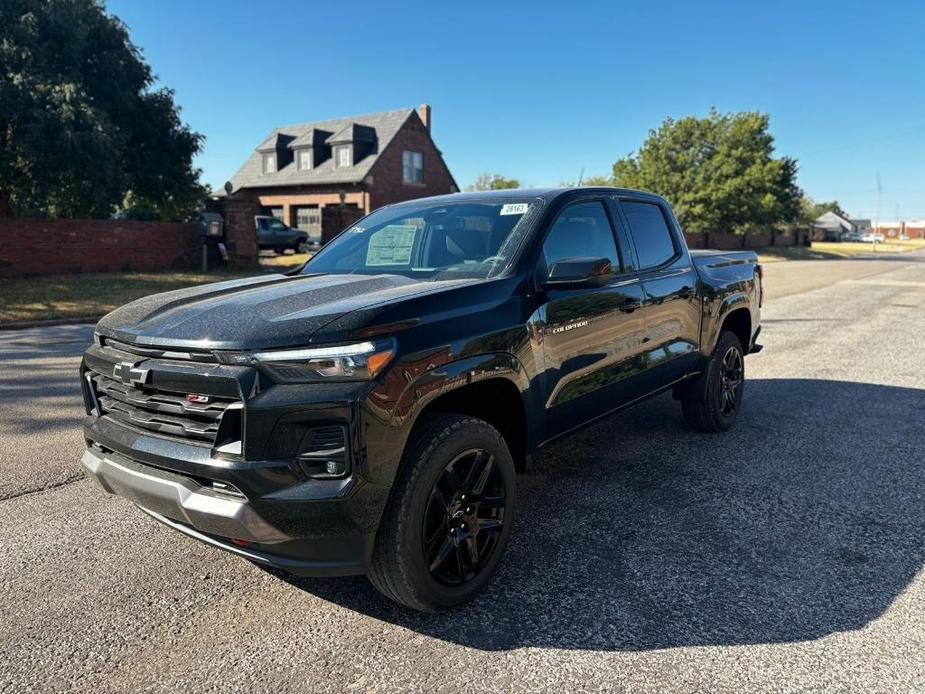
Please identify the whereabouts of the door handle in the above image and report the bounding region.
[619,298,642,313]
[678,286,694,300]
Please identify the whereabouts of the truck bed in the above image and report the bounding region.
[690,249,759,283]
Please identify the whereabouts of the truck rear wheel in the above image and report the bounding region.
[681,330,745,432]
[368,414,516,611]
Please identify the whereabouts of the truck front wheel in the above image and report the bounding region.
[681,330,745,432]
[368,414,516,611]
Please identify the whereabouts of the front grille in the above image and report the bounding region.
[102,337,217,363]
[88,371,239,445]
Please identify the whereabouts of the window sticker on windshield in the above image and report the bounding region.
[365,224,418,266]
[500,203,529,216]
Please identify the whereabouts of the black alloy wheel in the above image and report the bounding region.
[719,344,743,417]
[680,330,746,432]
[423,448,506,586]
[367,413,516,611]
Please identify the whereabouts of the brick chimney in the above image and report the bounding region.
[418,103,431,133]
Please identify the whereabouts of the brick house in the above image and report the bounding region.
[217,104,457,260]
[874,220,925,240]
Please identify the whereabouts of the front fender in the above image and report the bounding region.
[359,353,531,488]
[393,352,530,427]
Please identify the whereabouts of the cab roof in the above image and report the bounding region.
[387,186,667,207]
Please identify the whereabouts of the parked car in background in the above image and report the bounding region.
[255,215,312,254]
[861,232,885,243]
[79,187,763,611]
[845,230,864,242]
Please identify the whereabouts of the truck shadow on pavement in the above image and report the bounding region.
[276,377,925,651]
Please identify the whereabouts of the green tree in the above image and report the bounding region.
[580,174,613,187]
[611,109,801,233]
[0,0,206,220]
[799,196,844,224]
[467,173,520,191]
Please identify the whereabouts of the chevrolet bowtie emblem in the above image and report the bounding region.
[113,361,150,387]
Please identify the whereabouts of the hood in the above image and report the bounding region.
[97,273,478,350]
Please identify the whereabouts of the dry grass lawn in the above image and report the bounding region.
[0,271,257,325]
[757,239,925,263]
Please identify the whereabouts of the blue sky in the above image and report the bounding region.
[109,0,925,220]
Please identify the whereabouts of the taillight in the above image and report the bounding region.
[756,263,764,307]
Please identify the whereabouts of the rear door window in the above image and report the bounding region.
[621,201,677,269]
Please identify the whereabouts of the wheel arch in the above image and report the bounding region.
[719,306,752,353]
[396,353,533,473]
[704,293,754,355]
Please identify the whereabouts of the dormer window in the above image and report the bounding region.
[336,145,352,168]
[262,153,276,174]
[298,149,312,171]
[403,150,423,184]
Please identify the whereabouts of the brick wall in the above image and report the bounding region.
[321,205,365,244]
[221,194,261,263]
[367,114,457,210]
[0,218,199,278]
[683,230,807,250]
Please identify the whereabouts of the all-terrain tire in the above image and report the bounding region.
[681,330,745,433]
[367,414,516,612]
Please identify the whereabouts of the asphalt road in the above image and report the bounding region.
[2,255,925,692]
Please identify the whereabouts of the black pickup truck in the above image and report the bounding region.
[79,187,763,611]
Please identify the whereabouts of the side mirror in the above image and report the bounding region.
[543,257,613,290]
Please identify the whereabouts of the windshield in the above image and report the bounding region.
[302,198,541,281]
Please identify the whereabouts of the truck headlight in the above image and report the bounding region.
[217,340,395,383]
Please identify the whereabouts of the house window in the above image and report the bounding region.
[336,146,352,168]
[403,150,423,184]
[262,153,276,174]
[298,149,312,171]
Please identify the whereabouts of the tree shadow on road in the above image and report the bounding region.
[276,377,925,651]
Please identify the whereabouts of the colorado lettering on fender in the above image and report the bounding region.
[548,320,590,335]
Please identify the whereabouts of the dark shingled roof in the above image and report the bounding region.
[326,123,376,145]
[225,107,416,192]
[288,128,333,149]
[256,132,295,153]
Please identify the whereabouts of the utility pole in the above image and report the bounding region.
[874,172,882,251]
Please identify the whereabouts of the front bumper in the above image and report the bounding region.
[81,446,289,544]
[81,444,377,576]
[78,338,405,576]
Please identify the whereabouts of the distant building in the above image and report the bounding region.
[874,220,925,240]
[874,221,903,239]
[812,211,855,241]
[216,105,457,255]
[905,220,925,239]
